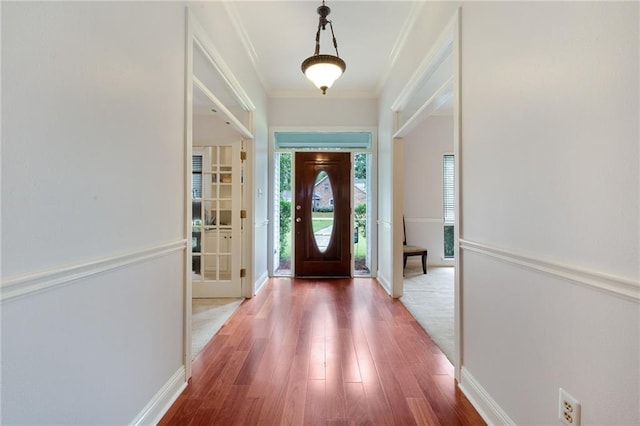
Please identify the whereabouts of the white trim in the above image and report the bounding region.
[393,76,454,138]
[460,239,640,302]
[223,3,271,95]
[459,367,515,426]
[451,7,462,383]
[375,1,425,96]
[184,6,194,382]
[376,273,392,296]
[390,13,456,112]
[254,271,269,295]
[1,240,187,303]
[192,76,253,139]
[189,11,255,112]
[130,366,187,426]
[404,217,443,223]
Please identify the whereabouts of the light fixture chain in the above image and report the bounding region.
[329,21,340,58]
[314,22,322,55]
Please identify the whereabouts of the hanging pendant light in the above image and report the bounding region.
[301,1,346,95]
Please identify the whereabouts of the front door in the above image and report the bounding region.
[294,152,351,277]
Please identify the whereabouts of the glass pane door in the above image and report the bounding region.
[192,144,241,297]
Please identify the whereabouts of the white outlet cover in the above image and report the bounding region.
[559,388,581,426]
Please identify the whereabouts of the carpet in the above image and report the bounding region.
[192,298,243,359]
[400,264,454,363]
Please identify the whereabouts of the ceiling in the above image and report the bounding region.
[221,1,423,98]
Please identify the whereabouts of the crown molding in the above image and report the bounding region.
[223,1,272,95]
[375,1,425,96]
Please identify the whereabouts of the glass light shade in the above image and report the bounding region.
[301,54,346,94]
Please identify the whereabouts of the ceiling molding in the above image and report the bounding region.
[223,1,272,94]
[375,1,425,96]
[390,12,456,112]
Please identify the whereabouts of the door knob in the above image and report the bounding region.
[296,205,301,210]
[296,217,301,223]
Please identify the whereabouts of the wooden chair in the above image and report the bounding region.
[403,217,427,274]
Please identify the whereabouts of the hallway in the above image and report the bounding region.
[160,278,484,425]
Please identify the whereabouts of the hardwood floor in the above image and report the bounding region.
[159,278,485,425]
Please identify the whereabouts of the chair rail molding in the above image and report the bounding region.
[1,239,187,303]
[459,239,640,302]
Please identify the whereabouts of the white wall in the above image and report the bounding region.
[403,115,453,265]
[381,1,639,424]
[459,2,639,424]
[269,97,377,127]
[1,2,186,423]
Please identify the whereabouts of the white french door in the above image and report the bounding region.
[191,143,242,297]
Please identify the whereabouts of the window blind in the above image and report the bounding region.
[192,155,203,198]
[443,154,455,224]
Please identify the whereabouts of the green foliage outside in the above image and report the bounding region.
[279,199,291,260]
[354,203,366,238]
[313,206,334,213]
[279,153,291,192]
[444,225,454,258]
[354,153,366,180]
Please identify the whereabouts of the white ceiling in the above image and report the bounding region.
[222,1,422,98]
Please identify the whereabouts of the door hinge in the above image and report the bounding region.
[240,268,246,278]
[240,151,247,161]
[240,209,247,219]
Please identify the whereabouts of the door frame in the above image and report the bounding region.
[184,8,255,379]
[268,127,378,279]
[390,9,462,380]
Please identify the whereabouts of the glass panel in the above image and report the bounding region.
[275,153,292,275]
[354,152,369,276]
[209,146,218,165]
[219,209,232,227]
[204,200,217,226]
[219,184,232,199]
[202,254,218,280]
[312,171,334,253]
[204,229,218,254]
[220,146,232,165]
[219,254,231,281]
[192,254,202,280]
[444,225,454,258]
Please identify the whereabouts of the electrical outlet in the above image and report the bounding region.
[559,388,581,426]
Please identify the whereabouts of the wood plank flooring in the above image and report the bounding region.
[159,278,485,425]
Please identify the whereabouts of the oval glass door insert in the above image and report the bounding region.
[312,171,334,253]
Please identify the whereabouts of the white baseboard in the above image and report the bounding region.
[254,270,269,295]
[459,367,514,425]
[130,366,187,426]
[376,270,392,295]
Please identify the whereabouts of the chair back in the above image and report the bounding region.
[403,216,407,246]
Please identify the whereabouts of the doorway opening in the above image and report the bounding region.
[271,131,375,278]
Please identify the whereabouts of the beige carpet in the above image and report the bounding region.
[400,264,454,363]
[192,298,243,359]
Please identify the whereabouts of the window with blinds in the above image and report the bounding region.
[192,155,203,198]
[443,154,455,225]
[443,154,454,259]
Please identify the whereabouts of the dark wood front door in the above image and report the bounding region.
[294,152,351,277]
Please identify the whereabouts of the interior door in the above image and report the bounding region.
[294,152,351,277]
[191,143,242,297]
